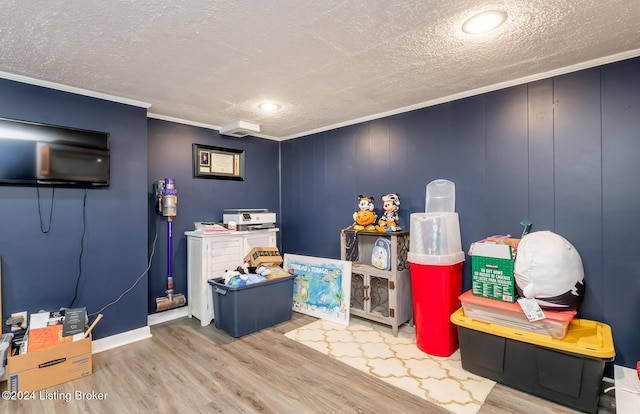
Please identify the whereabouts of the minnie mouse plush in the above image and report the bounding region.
[376,193,400,232]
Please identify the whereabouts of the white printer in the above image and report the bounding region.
[223,209,276,231]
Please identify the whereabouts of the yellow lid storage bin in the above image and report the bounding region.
[450,308,614,414]
[450,308,614,358]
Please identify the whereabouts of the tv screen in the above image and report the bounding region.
[0,117,110,187]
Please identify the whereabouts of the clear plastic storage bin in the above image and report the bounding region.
[426,179,455,212]
[409,212,462,259]
[459,290,576,339]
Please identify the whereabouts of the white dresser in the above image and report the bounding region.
[185,228,279,326]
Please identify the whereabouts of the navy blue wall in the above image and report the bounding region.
[280,57,640,369]
[2,56,638,371]
[0,78,149,339]
[146,119,280,314]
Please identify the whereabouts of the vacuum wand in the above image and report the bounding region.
[166,217,174,302]
[155,178,186,311]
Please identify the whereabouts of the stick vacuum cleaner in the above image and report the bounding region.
[155,178,186,311]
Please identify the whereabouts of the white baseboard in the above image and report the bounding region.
[147,306,189,326]
[91,326,152,354]
[615,365,640,413]
[86,307,187,355]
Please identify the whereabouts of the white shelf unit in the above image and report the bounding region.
[185,228,278,326]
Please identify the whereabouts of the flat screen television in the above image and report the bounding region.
[0,117,110,187]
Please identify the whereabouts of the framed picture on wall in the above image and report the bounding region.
[192,144,244,180]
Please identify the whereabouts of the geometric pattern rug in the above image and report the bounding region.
[285,317,495,414]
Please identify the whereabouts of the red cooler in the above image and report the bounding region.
[408,211,464,357]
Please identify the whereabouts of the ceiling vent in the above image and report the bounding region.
[219,120,261,137]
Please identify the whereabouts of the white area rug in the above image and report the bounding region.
[285,318,495,414]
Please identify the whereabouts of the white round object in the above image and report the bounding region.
[514,231,585,310]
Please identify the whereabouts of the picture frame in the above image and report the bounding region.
[284,253,352,325]
[192,144,244,180]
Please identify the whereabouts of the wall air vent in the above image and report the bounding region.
[219,121,260,138]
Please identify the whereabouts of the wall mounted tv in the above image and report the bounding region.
[0,117,110,187]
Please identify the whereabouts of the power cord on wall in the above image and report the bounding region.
[36,186,55,233]
[33,185,87,312]
[30,187,161,321]
[69,188,88,308]
[35,185,88,308]
[88,216,160,317]
[32,186,160,318]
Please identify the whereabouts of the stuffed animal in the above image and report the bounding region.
[224,263,271,286]
[352,195,377,231]
[223,269,248,287]
[376,193,400,232]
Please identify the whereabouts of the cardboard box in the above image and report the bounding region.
[263,265,293,280]
[469,239,518,303]
[244,247,283,267]
[7,335,92,392]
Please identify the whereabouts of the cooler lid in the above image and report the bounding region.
[450,308,615,359]
[459,290,576,322]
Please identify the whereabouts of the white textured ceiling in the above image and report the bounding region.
[1,1,639,140]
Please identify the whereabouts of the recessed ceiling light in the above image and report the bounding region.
[257,101,281,112]
[462,10,507,34]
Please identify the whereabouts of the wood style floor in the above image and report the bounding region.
[1,313,615,413]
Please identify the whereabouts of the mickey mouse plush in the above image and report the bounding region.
[376,193,400,232]
[352,195,377,231]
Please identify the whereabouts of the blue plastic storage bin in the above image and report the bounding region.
[208,275,295,337]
